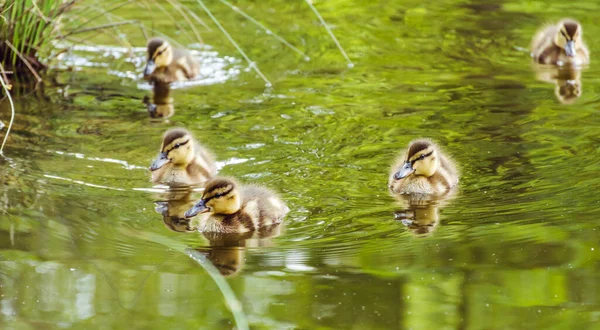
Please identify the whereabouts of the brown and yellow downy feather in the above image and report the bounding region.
[185,178,289,233]
[531,19,589,66]
[150,128,216,186]
[388,139,459,195]
[144,38,200,84]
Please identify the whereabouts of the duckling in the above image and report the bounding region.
[388,139,459,195]
[531,19,589,66]
[144,37,200,84]
[184,177,288,233]
[150,128,217,187]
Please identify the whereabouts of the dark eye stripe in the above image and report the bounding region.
[153,48,167,59]
[560,30,570,40]
[410,151,433,164]
[165,139,189,153]
[203,187,234,203]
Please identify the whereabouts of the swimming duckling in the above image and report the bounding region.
[144,37,200,84]
[150,128,217,186]
[388,139,458,195]
[184,177,288,233]
[531,19,589,66]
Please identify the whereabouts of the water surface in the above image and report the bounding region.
[1,0,600,329]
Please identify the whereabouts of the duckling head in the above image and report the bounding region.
[393,139,440,180]
[554,19,583,57]
[185,178,241,218]
[150,128,195,171]
[145,38,174,76]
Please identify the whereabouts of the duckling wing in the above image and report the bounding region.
[440,154,457,177]
[173,48,200,79]
[241,185,288,227]
[439,154,459,187]
[531,24,559,63]
[194,142,217,176]
[531,25,554,50]
[578,42,590,64]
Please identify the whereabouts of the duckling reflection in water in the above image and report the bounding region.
[389,139,459,195]
[150,128,217,187]
[534,67,581,104]
[531,19,589,66]
[198,227,281,276]
[184,177,289,233]
[144,37,200,84]
[156,189,199,232]
[143,82,174,118]
[393,193,455,236]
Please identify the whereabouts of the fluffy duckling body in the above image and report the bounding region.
[184,178,288,233]
[150,128,216,187]
[144,38,200,84]
[531,19,589,66]
[388,139,458,195]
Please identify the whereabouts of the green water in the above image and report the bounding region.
[2,0,600,329]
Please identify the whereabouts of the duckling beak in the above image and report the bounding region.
[184,199,208,218]
[144,60,156,75]
[393,162,414,180]
[150,152,169,171]
[565,40,575,57]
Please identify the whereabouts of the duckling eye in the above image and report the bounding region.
[214,193,224,198]
[171,140,189,150]
[419,154,425,160]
